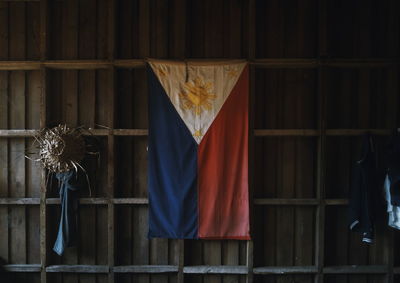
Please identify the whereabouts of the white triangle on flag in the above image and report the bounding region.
[149,60,246,144]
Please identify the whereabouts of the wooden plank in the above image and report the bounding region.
[0,198,40,204]
[79,206,96,283]
[0,59,398,71]
[46,265,109,273]
[39,67,47,283]
[323,265,388,274]
[254,199,318,205]
[26,205,40,265]
[78,0,96,59]
[39,0,47,60]
[0,71,9,265]
[223,239,240,282]
[183,266,248,274]
[137,0,150,58]
[26,70,41,195]
[3,264,42,272]
[0,1,9,59]
[9,69,27,269]
[150,237,169,282]
[26,1,40,59]
[78,70,96,127]
[113,265,178,274]
[253,266,318,274]
[169,0,186,59]
[0,128,393,138]
[254,129,319,137]
[9,1,25,60]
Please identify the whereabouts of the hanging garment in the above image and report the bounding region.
[383,174,400,229]
[386,131,400,205]
[348,133,378,244]
[53,169,86,255]
[147,60,250,239]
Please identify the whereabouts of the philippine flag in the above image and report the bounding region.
[147,59,250,240]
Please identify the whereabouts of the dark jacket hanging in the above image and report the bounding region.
[348,133,378,244]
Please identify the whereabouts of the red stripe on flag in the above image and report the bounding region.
[197,66,250,239]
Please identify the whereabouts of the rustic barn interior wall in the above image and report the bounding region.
[0,0,399,283]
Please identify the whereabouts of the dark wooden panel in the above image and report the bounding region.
[326,0,400,58]
[326,67,399,129]
[325,136,387,198]
[255,0,318,58]
[325,274,386,283]
[324,206,387,266]
[254,138,317,198]
[115,69,148,129]
[253,207,315,267]
[47,69,112,127]
[254,274,314,283]
[48,0,108,60]
[115,205,150,283]
[254,68,318,129]
[115,137,147,198]
[46,205,108,283]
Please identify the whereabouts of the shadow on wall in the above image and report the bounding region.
[0,258,11,283]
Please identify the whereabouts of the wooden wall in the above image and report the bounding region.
[0,0,399,283]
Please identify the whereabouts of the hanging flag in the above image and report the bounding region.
[147,59,250,240]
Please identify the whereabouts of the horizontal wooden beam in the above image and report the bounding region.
[253,266,318,274]
[0,198,348,206]
[47,198,149,205]
[112,198,148,204]
[0,59,398,70]
[324,199,348,205]
[46,265,109,273]
[323,265,388,274]
[113,265,178,273]
[254,129,319,136]
[0,198,40,205]
[1,264,394,274]
[46,198,109,205]
[326,129,391,136]
[2,264,42,272]
[183,266,248,274]
[1,128,396,138]
[254,198,319,205]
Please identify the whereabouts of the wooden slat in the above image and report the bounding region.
[46,265,109,273]
[0,197,349,206]
[46,198,108,205]
[0,58,398,71]
[0,198,40,204]
[323,265,389,274]
[254,199,318,205]
[3,264,42,272]
[183,266,248,274]
[0,70,9,265]
[253,266,318,274]
[254,129,319,136]
[113,265,178,274]
[2,128,396,138]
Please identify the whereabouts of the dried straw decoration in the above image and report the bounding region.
[34,124,86,173]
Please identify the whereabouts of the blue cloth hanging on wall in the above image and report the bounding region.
[53,169,86,256]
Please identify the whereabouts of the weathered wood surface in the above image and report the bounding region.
[0,1,399,283]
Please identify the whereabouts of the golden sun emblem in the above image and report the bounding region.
[179,77,216,115]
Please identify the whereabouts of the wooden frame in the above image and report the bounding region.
[0,0,398,282]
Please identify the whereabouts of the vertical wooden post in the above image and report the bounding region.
[107,1,115,282]
[315,1,327,282]
[247,0,255,282]
[39,0,48,282]
[177,239,184,283]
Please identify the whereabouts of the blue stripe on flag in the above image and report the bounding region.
[147,66,198,239]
